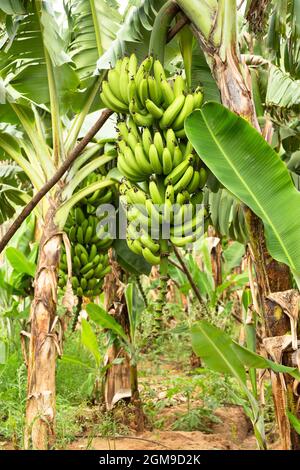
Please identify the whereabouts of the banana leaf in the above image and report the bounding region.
[185,102,300,281]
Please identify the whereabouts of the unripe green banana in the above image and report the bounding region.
[75,207,85,224]
[162,148,173,175]
[159,94,185,129]
[127,132,139,152]
[77,226,84,244]
[138,77,149,106]
[84,268,95,280]
[173,146,184,167]
[149,179,165,205]
[164,157,191,185]
[101,81,128,113]
[199,167,208,188]
[72,276,79,289]
[174,166,194,193]
[173,94,195,130]
[142,127,152,155]
[142,247,160,265]
[118,153,141,181]
[77,287,84,297]
[84,225,93,244]
[187,170,201,193]
[107,69,121,99]
[153,131,164,158]
[80,252,89,265]
[160,79,175,106]
[69,226,76,242]
[135,143,153,174]
[193,89,203,109]
[165,182,175,204]
[128,117,140,139]
[140,233,160,253]
[149,143,163,174]
[132,239,143,255]
[154,59,166,84]
[120,56,130,104]
[94,264,104,278]
[128,53,138,77]
[165,128,177,156]
[74,256,81,271]
[89,244,98,262]
[132,112,154,127]
[128,78,137,103]
[174,74,186,96]
[145,99,164,118]
[81,262,94,275]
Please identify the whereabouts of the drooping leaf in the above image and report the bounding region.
[86,303,128,342]
[287,411,300,434]
[191,321,300,381]
[97,0,165,69]
[185,102,300,278]
[113,238,151,275]
[81,318,101,365]
[5,246,36,277]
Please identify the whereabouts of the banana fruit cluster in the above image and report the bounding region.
[101,54,203,137]
[59,173,114,299]
[120,175,207,265]
[116,122,207,186]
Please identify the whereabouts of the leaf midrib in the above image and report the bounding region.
[199,110,296,271]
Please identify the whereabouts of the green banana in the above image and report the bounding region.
[174,128,186,138]
[173,166,194,193]
[107,69,121,99]
[199,167,208,188]
[159,94,185,129]
[89,244,98,262]
[172,94,194,130]
[81,262,94,275]
[128,53,138,77]
[140,233,160,253]
[77,226,84,244]
[127,132,139,152]
[142,127,152,155]
[187,170,201,193]
[164,157,191,185]
[101,81,128,113]
[134,143,153,174]
[142,247,160,265]
[174,74,186,96]
[132,112,154,127]
[165,182,175,204]
[149,144,163,174]
[145,99,164,118]
[119,56,130,104]
[149,179,165,205]
[165,128,177,156]
[153,131,164,158]
[160,79,175,107]
[84,225,93,244]
[148,76,162,105]
[75,207,85,224]
[154,59,166,84]
[193,89,203,109]
[173,146,184,167]
[162,148,173,175]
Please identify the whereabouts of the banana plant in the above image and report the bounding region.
[0,0,120,449]
[191,320,300,449]
[86,283,144,413]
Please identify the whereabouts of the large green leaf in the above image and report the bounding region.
[81,318,101,366]
[86,303,128,342]
[66,0,121,84]
[113,238,151,276]
[97,0,165,69]
[185,102,300,278]
[5,246,36,277]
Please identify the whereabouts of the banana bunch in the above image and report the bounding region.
[100,54,138,114]
[60,172,115,299]
[120,176,207,263]
[131,61,203,136]
[100,54,203,138]
[116,123,208,186]
[79,172,114,214]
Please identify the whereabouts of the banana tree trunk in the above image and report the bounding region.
[25,201,62,449]
[177,0,297,449]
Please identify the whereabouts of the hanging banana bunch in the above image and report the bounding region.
[59,172,115,299]
[101,54,208,265]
